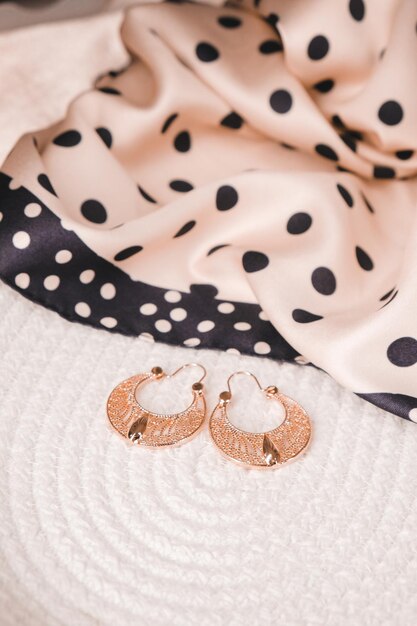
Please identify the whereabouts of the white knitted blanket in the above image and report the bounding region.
[1,9,417,626]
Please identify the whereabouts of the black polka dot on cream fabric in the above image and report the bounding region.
[218,16,242,29]
[53,130,82,147]
[161,113,178,133]
[169,180,194,192]
[387,337,417,367]
[81,199,107,224]
[220,112,243,129]
[95,127,112,148]
[270,89,292,114]
[307,35,329,61]
[311,267,336,295]
[373,165,395,179]
[114,245,143,261]
[98,86,121,95]
[337,183,354,207]
[37,174,57,196]
[287,212,312,234]
[315,144,338,161]
[259,40,283,54]
[138,185,157,204]
[292,309,323,323]
[313,79,334,93]
[174,131,191,152]
[242,251,269,273]
[216,185,238,211]
[349,0,365,21]
[174,221,196,238]
[356,246,373,271]
[378,100,403,126]
[196,42,219,62]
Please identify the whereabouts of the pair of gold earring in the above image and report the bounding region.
[106,363,312,470]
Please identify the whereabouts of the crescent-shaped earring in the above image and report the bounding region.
[209,371,312,469]
[107,363,207,447]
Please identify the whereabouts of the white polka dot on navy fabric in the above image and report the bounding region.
[184,337,201,347]
[259,310,268,321]
[140,303,157,315]
[24,203,42,218]
[164,290,182,303]
[254,341,271,355]
[155,319,171,333]
[295,355,310,365]
[55,249,72,264]
[218,302,235,314]
[15,273,30,289]
[409,408,417,423]
[234,322,251,331]
[13,231,30,249]
[226,348,240,355]
[197,320,215,332]
[0,212,3,222]
[43,275,60,291]
[139,332,154,342]
[100,317,117,328]
[80,269,95,284]
[75,302,91,318]
[170,308,187,321]
[100,283,116,299]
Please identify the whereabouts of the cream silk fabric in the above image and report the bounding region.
[0,0,416,419]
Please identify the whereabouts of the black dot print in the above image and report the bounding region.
[287,212,313,234]
[380,287,395,301]
[361,193,375,213]
[37,174,57,197]
[114,245,143,261]
[98,87,121,96]
[218,16,242,28]
[242,251,269,273]
[349,0,365,21]
[53,130,82,147]
[315,144,338,161]
[196,42,219,62]
[292,309,323,323]
[332,115,345,129]
[387,337,417,367]
[270,89,293,114]
[313,79,334,93]
[337,183,354,207]
[356,246,373,270]
[311,267,336,295]
[174,221,196,238]
[161,113,178,134]
[81,199,108,224]
[396,150,414,160]
[216,185,238,211]
[207,244,230,256]
[340,132,357,152]
[138,185,157,204]
[373,165,395,179]
[264,13,279,29]
[220,112,243,129]
[259,40,283,54]
[174,131,191,152]
[378,100,404,126]
[95,127,112,149]
[170,180,194,192]
[307,35,329,61]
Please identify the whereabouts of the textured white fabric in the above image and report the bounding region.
[1,9,417,626]
[2,283,417,626]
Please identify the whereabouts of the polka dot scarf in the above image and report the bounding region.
[0,0,416,421]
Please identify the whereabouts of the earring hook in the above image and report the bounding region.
[168,362,207,383]
[226,370,263,394]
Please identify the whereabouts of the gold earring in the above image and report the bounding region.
[209,371,312,469]
[107,363,207,447]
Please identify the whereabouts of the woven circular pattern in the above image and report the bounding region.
[1,284,417,626]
